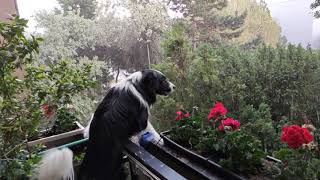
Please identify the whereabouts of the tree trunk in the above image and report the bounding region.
[147,43,151,69]
[116,67,120,83]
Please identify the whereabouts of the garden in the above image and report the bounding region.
[151,24,320,179]
[1,0,320,179]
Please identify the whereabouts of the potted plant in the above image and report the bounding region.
[162,102,282,179]
[274,124,320,179]
[25,59,96,149]
[0,17,96,179]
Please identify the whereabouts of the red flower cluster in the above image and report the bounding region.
[175,111,190,121]
[208,102,227,120]
[41,104,54,118]
[218,118,241,131]
[281,125,314,149]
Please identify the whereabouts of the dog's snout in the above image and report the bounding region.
[169,82,175,92]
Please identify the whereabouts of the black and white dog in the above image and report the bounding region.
[35,69,175,180]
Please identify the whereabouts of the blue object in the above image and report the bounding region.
[139,132,154,147]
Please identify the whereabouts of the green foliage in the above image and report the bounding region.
[275,148,320,180]
[150,96,178,131]
[154,26,320,130]
[25,59,97,135]
[187,44,221,109]
[71,93,97,124]
[240,103,277,153]
[195,128,220,154]
[0,16,43,179]
[0,17,97,178]
[154,25,320,177]
[0,152,42,180]
[170,115,267,173]
[25,60,96,106]
[168,0,246,45]
[53,107,78,134]
[73,151,85,165]
[36,0,170,73]
[56,0,98,19]
[217,130,266,172]
[170,115,203,149]
[160,23,192,70]
[311,0,320,18]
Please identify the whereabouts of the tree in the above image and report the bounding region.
[35,0,171,75]
[311,0,320,18]
[56,0,99,19]
[167,0,246,47]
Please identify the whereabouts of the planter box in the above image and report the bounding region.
[27,121,85,149]
[159,131,281,180]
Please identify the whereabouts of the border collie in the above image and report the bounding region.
[34,69,175,180]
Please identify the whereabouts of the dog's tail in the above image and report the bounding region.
[33,148,74,180]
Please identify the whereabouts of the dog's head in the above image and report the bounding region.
[115,69,175,108]
[140,69,175,96]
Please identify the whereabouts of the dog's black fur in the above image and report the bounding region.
[79,69,174,180]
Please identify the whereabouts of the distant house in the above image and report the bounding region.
[1,0,24,79]
[0,0,19,22]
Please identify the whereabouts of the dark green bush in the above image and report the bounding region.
[153,24,320,126]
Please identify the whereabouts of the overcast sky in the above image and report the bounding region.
[16,0,319,48]
[16,0,282,31]
[17,0,58,31]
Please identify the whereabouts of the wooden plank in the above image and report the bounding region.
[27,128,84,147]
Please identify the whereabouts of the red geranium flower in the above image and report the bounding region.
[281,125,314,149]
[302,128,314,142]
[208,102,228,120]
[175,111,190,121]
[218,118,241,131]
[41,104,54,118]
[175,111,184,121]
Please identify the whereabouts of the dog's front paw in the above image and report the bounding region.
[130,136,140,145]
[155,138,164,146]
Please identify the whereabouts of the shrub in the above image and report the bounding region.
[0,17,97,178]
[25,59,97,135]
[0,17,43,179]
[152,26,320,162]
[153,25,320,129]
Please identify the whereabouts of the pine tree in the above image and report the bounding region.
[311,0,320,18]
[56,0,98,19]
[168,0,246,47]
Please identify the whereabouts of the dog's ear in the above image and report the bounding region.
[141,70,155,84]
[142,70,160,92]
